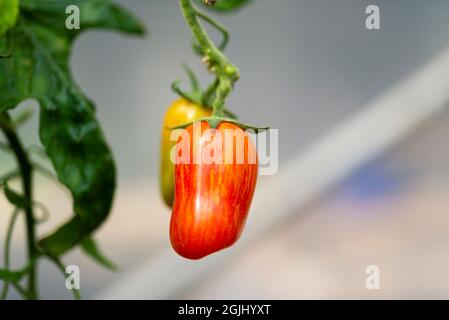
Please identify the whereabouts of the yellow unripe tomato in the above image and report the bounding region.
[160,98,211,207]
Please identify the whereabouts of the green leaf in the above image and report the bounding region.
[0,0,19,38]
[19,0,146,36]
[3,181,28,208]
[0,0,145,256]
[81,236,117,271]
[0,268,24,281]
[196,0,251,12]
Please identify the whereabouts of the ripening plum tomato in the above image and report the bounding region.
[170,121,258,260]
[160,98,211,207]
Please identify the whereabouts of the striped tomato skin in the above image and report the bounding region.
[170,122,258,259]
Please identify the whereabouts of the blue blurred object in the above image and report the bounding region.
[338,158,411,203]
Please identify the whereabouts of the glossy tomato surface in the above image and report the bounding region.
[170,121,258,259]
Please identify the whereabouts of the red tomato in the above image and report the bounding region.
[170,121,258,259]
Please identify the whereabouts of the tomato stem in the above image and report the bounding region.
[179,0,239,117]
[195,10,229,52]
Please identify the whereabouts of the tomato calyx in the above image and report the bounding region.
[171,79,203,108]
[171,64,237,120]
[166,115,270,132]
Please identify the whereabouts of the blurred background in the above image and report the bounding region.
[2,0,449,299]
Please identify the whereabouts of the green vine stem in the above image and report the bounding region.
[180,0,239,118]
[178,0,268,132]
[0,208,19,299]
[0,112,38,300]
[194,10,229,52]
